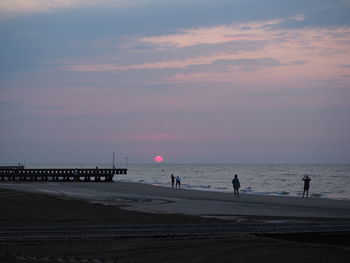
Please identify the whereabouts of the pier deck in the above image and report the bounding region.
[0,166,127,182]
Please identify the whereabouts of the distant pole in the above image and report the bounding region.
[126,156,128,169]
[113,152,115,169]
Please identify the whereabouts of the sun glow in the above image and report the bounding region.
[154,155,164,163]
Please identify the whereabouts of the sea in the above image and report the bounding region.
[16,163,350,200]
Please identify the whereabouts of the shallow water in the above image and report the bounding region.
[122,164,350,200]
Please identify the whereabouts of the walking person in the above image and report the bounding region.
[175,176,181,189]
[302,175,311,198]
[232,174,240,198]
[171,174,175,188]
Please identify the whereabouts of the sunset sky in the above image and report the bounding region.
[1,0,350,164]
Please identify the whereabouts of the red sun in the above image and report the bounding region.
[154,155,164,163]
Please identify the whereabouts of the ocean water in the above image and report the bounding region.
[122,164,350,200]
[18,163,350,200]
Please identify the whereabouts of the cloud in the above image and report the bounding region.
[138,17,350,51]
[60,17,350,85]
[2,1,350,74]
[62,57,282,73]
[339,64,350,68]
[140,19,284,48]
[185,58,282,73]
[0,0,155,19]
[0,0,95,18]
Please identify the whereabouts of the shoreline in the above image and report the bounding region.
[1,181,349,220]
[3,163,349,200]
[140,180,350,201]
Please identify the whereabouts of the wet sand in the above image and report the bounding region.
[1,181,349,220]
[0,183,350,263]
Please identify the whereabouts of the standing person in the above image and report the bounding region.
[175,176,181,189]
[302,175,311,198]
[232,174,240,198]
[171,174,175,188]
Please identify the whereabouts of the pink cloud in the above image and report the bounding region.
[140,19,283,48]
[60,18,350,95]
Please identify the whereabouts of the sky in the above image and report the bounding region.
[0,0,350,164]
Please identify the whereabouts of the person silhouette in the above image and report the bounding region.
[175,176,181,188]
[232,174,240,197]
[302,175,311,198]
[171,174,175,188]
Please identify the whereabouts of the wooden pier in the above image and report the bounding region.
[0,166,127,182]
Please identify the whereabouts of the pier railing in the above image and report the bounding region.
[0,165,24,170]
[0,167,127,182]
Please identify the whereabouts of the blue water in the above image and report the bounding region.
[9,163,350,200]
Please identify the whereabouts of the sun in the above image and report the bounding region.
[154,155,164,163]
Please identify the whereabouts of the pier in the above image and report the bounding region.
[0,166,127,182]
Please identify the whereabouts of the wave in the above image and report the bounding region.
[275,191,289,195]
[242,191,290,196]
[302,174,317,177]
[113,179,348,199]
[310,193,323,198]
[185,184,211,189]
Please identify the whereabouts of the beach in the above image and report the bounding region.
[2,0,350,261]
[1,181,350,220]
[0,182,350,262]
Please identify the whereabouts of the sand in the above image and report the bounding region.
[0,185,350,263]
[1,181,349,220]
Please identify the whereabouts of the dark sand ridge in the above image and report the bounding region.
[1,181,350,220]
